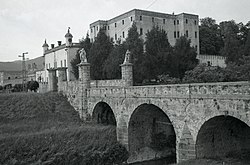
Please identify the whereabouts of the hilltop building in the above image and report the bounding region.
[90,9,200,54]
[42,28,82,82]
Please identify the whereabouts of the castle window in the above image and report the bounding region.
[115,23,117,28]
[174,20,176,25]
[91,28,93,33]
[186,30,189,37]
[61,60,63,67]
[97,26,98,31]
[8,77,10,80]
[115,34,117,40]
[152,17,154,22]
[49,63,50,68]
[163,19,165,24]
[140,28,143,35]
[194,20,197,25]
[177,20,179,25]
[122,20,124,25]
[177,31,180,38]
[186,19,188,24]
[140,16,142,21]
[64,60,66,67]
[108,26,110,30]
[195,31,197,38]
[104,26,106,30]
[122,31,125,38]
[131,16,133,21]
[195,45,198,51]
[174,31,176,38]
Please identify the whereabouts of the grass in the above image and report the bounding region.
[0,92,128,165]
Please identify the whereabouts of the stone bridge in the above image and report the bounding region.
[47,55,250,164]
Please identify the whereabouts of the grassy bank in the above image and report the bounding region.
[0,92,128,165]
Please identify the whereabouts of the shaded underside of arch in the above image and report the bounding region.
[92,102,116,125]
[128,103,176,164]
[196,115,250,160]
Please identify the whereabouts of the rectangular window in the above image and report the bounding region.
[174,20,176,25]
[195,31,197,38]
[108,26,109,30]
[174,31,176,38]
[122,20,124,25]
[61,60,63,67]
[186,30,189,37]
[115,23,117,28]
[194,20,197,25]
[177,20,179,25]
[64,60,66,67]
[140,16,142,21]
[131,16,133,21]
[186,19,188,24]
[115,34,117,40]
[195,45,198,51]
[140,28,143,35]
[91,28,93,33]
[163,19,165,24]
[177,31,180,38]
[122,31,125,38]
[97,26,98,31]
[152,17,154,22]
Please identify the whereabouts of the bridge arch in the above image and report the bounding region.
[127,103,176,164]
[196,115,250,160]
[92,101,116,125]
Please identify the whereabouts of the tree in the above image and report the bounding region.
[103,43,126,79]
[89,29,113,79]
[70,33,92,79]
[27,80,39,92]
[125,22,144,83]
[199,17,223,55]
[244,26,250,56]
[143,26,173,81]
[220,20,241,64]
[172,36,198,79]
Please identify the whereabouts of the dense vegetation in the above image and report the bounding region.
[0,93,128,165]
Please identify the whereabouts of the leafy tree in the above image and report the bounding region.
[89,29,113,79]
[199,17,223,55]
[143,26,173,81]
[27,80,39,92]
[71,34,92,79]
[244,27,250,56]
[125,22,144,83]
[103,43,126,79]
[172,36,198,79]
[220,20,241,64]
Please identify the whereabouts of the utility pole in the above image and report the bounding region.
[18,52,28,92]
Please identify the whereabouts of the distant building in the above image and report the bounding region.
[42,28,82,82]
[197,54,226,68]
[90,9,200,54]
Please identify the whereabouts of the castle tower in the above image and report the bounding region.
[42,39,49,55]
[121,50,133,87]
[65,27,73,47]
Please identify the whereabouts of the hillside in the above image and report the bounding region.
[0,56,44,72]
[0,92,128,165]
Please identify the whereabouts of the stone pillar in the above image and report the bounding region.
[77,62,90,120]
[120,50,133,87]
[47,68,57,92]
[57,67,67,92]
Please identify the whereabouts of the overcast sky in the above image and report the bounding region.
[0,0,249,62]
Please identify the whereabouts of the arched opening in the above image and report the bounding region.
[92,102,116,125]
[196,115,250,161]
[128,103,176,164]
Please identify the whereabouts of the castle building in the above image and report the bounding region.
[90,9,200,54]
[42,28,82,82]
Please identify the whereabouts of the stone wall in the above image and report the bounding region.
[90,79,126,87]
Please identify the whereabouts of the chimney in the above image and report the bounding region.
[51,44,55,49]
[57,41,62,46]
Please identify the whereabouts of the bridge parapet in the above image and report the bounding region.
[89,81,250,99]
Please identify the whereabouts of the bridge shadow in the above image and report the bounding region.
[196,115,250,161]
[128,103,176,164]
[92,102,116,126]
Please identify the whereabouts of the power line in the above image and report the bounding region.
[146,0,158,9]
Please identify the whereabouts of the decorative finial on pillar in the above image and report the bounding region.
[79,48,87,63]
[123,50,131,64]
